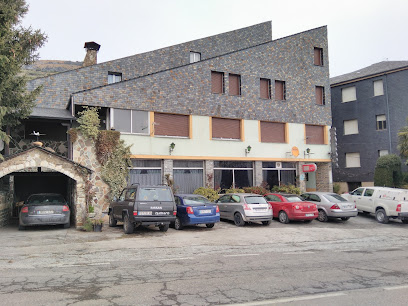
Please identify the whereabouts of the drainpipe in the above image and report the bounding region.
[384,74,392,153]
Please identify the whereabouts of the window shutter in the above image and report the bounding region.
[212,118,240,139]
[314,48,323,66]
[341,86,356,102]
[315,86,324,105]
[306,125,325,144]
[260,122,286,143]
[154,113,189,137]
[343,119,359,135]
[260,79,270,99]
[374,80,384,96]
[229,74,240,96]
[211,71,224,94]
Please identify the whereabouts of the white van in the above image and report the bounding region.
[342,187,408,224]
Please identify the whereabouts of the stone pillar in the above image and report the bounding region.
[254,161,263,186]
[316,162,333,192]
[163,159,173,184]
[204,160,214,188]
[296,161,306,193]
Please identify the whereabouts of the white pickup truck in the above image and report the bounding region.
[342,187,408,224]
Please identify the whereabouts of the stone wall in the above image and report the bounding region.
[72,134,110,217]
[316,162,333,192]
[0,192,11,227]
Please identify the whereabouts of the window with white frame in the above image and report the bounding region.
[378,150,389,157]
[108,72,122,84]
[111,108,149,134]
[346,152,361,168]
[173,160,204,193]
[376,115,386,130]
[190,52,201,63]
[343,119,359,135]
[373,80,384,96]
[341,86,356,103]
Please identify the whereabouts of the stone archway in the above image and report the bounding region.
[0,146,91,227]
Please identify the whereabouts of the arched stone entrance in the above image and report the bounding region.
[0,146,91,228]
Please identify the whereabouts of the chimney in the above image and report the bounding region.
[83,42,100,67]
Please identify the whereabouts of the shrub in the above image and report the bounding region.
[82,218,93,232]
[333,183,341,195]
[224,188,245,194]
[193,187,220,202]
[77,106,100,140]
[271,184,301,195]
[243,186,269,195]
[374,154,403,187]
[96,130,120,165]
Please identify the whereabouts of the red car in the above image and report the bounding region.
[264,193,318,223]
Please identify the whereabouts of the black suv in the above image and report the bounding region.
[108,184,176,234]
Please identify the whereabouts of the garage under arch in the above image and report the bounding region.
[0,146,92,228]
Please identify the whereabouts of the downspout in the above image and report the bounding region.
[383,74,392,153]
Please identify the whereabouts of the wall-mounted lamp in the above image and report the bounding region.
[245,145,252,155]
[169,142,176,155]
[306,148,311,154]
[304,147,314,158]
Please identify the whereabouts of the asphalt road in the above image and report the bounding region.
[0,213,408,305]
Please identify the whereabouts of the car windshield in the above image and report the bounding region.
[323,194,348,202]
[138,187,173,201]
[285,195,303,202]
[245,196,267,204]
[27,194,66,205]
[183,196,209,205]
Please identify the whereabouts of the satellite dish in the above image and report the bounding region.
[0,139,4,152]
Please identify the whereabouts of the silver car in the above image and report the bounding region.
[215,193,273,226]
[301,192,358,222]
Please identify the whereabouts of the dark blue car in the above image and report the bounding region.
[173,194,220,230]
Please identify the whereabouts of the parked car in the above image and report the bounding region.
[264,193,317,224]
[173,194,220,230]
[342,187,408,224]
[19,193,70,230]
[108,184,176,233]
[300,192,358,222]
[215,193,272,226]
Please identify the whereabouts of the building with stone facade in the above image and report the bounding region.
[331,61,408,193]
[0,22,333,228]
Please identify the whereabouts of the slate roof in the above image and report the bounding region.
[331,61,408,85]
[30,107,75,120]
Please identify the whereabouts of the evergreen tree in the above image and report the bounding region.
[0,0,46,158]
[398,117,408,161]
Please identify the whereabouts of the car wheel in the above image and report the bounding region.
[174,217,183,230]
[18,224,25,231]
[159,224,169,232]
[317,209,328,222]
[123,214,134,234]
[341,217,350,221]
[401,220,408,224]
[278,211,290,224]
[262,220,271,226]
[206,223,215,228]
[109,213,117,227]
[234,213,245,227]
[375,209,389,224]
[303,219,313,223]
[63,222,70,229]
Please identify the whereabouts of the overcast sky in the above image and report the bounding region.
[22,0,408,77]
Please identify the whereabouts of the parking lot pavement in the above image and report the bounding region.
[1,213,408,305]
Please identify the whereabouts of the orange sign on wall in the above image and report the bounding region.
[291,146,299,157]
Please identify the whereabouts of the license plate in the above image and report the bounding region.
[138,211,152,215]
[200,209,212,214]
[37,210,53,214]
[154,211,170,215]
[305,213,314,217]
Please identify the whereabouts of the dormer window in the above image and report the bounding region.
[108,72,122,84]
[190,52,201,63]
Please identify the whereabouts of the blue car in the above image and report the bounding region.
[173,194,220,230]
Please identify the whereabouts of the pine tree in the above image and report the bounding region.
[0,0,46,159]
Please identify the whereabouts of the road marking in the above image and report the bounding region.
[384,284,408,291]
[282,251,315,255]
[224,254,259,257]
[230,292,346,305]
[148,257,194,262]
